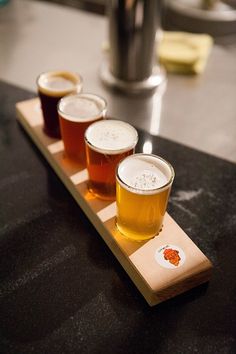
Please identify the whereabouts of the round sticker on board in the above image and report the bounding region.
[155,244,186,269]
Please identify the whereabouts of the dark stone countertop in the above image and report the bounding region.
[0,80,236,354]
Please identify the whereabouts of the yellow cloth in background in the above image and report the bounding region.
[158,32,213,74]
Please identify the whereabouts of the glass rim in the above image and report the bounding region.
[84,119,138,155]
[116,153,175,195]
[36,70,83,94]
[57,93,107,123]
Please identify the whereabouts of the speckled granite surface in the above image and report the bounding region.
[0,81,236,354]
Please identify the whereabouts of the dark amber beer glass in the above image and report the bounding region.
[85,120,138,200]
[116,154,174,241]
[58,93,107,165]
[37,71,82,138]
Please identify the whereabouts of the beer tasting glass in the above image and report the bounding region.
[116,153,174,241]
[85,119,138,200]
[37,71,82,138]
[58,93,107,165]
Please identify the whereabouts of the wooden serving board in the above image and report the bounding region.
[16,98,213,306]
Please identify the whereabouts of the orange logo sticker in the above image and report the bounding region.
[155,244,186,269]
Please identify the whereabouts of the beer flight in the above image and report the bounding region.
[37,70,175,242]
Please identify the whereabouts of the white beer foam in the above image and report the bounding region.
[118,154,174,194]
[37,71,81,96]
[39,76,75,92]
[85,120,138,155]
[58,94,106,122]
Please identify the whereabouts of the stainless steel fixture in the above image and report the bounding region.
[100,0,166,94]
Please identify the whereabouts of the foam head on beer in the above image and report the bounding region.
[85,120,138,200]
[85,119,138,154]
[37,70,82,138]
[58,94,106,122]
[37,71,82,97]
[58,93,107,165]
[117,154,172,193]
[116,154,174,241]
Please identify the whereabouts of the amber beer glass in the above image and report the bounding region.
[37,71,82,138]
[85,120,138,200]
[58,93,107,165]
[116,154,174,241]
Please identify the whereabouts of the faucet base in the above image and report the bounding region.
[100,61,166,96]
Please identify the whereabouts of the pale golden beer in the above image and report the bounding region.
[58,93,107,165]
[85,120,138,200]
[116,154,174,241]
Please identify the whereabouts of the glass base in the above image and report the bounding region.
[116,219,163,242]
[88,186,116,201]
[43,125,61,139]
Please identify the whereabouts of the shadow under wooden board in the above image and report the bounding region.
[16,98,213,306]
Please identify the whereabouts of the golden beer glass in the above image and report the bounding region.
[85,120,138,200]
[116,153,174,241]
